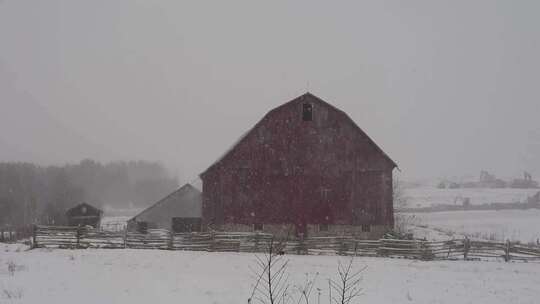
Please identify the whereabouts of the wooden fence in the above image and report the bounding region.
[32,225,540,262]
[1,225,34,243]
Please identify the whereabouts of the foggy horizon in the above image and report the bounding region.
[2,2,540,302]
[1,0,539,184]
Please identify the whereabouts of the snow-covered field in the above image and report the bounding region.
[401,187,540,242]
[404,187,538,208]
[2,244,540,304]
[408,209,540,243]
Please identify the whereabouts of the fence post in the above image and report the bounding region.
[208,230,216,252]
[32,225,37,248]
[446,240,452,259]
[504,240,511,262]
[421,240,432,260]
[76,225,81,249]
[253,232,258,252]
[464,237,470,260]
[123,227,128,249]
[298,233,305,255]
[168,230,173,250]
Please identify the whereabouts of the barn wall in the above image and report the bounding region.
[201,94,395,237]
[306,224,389,239]
[66,203,102,228]
[222,223,296,236]
[220,222,389,239]
[67,216,101,228]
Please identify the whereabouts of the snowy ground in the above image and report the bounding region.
[404,187,538,208]
[407,209,540,243]
[2,243,540,304]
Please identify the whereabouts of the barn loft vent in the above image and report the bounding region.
[302,103,312,121]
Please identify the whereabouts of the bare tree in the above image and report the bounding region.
[393,176,408,211]
[392,177,418,237]
[295,272,318,304]
[247,240,368,304]
[328,258,366,304]
[248,238,291,304]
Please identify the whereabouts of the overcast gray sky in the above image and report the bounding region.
[1,0,539,183]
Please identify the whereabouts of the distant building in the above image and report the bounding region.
[66,202,103,228]
[200,93,397,239]
[478,170,507,188]
[127,184,202,233]
[527,191,540,205]
[510,172,539,189]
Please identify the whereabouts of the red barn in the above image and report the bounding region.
[200,93,397,239]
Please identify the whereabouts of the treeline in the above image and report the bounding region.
[0,159,178,226]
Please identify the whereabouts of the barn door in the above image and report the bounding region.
[172,217,202,233]
[295,220,307,238]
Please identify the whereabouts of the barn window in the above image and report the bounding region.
[137,221,148,234]
[319,224,329,232]
[253,223,263,231]
[361,224,371,232]
[302,103,312,121]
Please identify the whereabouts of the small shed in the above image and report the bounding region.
[65,202,103,228]
[127,184,202,233]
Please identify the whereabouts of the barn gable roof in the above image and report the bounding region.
[128,183,201,222]
[306,93,398,169]
[200,92,397,177]
[65,202,103,216]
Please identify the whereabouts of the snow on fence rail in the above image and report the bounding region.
[126,229,170,249]
[31,225,540,262]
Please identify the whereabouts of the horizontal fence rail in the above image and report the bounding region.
[31,225,540,262]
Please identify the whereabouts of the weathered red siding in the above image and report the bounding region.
[200,93,396,237]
